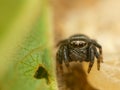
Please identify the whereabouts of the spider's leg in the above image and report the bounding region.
[93,47,101,71]
[63,46,70,67]
[56,49,63,73]
[92,40,103,62]
[88,46,95,73]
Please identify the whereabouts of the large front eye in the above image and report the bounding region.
[70,40,87,48]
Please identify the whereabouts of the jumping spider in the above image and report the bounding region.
[56,34,103,73]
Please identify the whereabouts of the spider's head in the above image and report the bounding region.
[68,34,89,49]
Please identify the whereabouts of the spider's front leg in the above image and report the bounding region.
[63,45,70,68]
[92,40,103,63]
[88,46,95,73]
[93,47,102,71]
[56,49,63,74]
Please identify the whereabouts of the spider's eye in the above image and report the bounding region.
[70,40,87,48]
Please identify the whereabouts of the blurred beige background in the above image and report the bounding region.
[53,0,120,90]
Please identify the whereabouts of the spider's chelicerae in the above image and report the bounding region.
[56,34,103,73]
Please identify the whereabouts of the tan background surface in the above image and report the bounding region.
[53,0,120,90]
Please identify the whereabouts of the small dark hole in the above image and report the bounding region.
[34,65,50,84]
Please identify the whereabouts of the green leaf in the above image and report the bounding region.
[0,0,58,90]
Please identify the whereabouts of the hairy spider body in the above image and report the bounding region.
[56,34,103,73]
